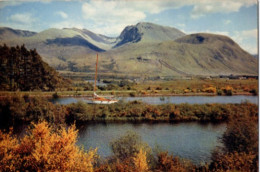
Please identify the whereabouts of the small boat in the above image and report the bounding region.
[89,53,118,104]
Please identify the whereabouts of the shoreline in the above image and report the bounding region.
[0,91,256,98]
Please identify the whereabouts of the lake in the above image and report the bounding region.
[51,95,258,105]
[77,122,226,165]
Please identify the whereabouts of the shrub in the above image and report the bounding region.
[210,151,257,171]
[155,152,188,172]
[202,86,216,93]
[222,86,233,96]
[52,92,59,99]
[249,88,258,95]
[133,149,149,172]
[129,92,136,97]
[110,131,151,161]
[222,115,258,153]
[0,121,97,171]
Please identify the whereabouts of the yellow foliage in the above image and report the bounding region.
[222,85,233,91]
[183,89,190,93]
[141,90,148,95]
[0,121,97,172]
[133,149,149,172]
[0,129,19,171]
[202,86,216,93]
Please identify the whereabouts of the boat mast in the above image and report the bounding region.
[94,53,98,94]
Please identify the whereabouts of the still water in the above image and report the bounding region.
[52,95,258,105]
[77,122,226,165]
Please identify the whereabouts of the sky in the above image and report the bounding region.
[0,0,258,54]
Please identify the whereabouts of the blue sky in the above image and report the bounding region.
[0,0,258,54]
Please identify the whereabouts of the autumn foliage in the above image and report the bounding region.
[0,121,97,171]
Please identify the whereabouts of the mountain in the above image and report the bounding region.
[114,22,185,47]
[102,33,257,76]
[0,27,36,40]
[0,23,257,77]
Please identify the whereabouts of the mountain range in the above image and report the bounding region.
[0,22,257,77]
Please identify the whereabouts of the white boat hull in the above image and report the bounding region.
[88,100,118,104]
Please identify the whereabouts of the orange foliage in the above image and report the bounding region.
[155,152,187,172]
[210,152,258,171]
[183,89,190,93]
[133,149,149,172]
[0,121,97,171]
[202,86,216,93]
[0,129,19,171]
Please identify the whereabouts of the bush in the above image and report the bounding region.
[222,115,258,153]
[249,88,258,95]
[110,131,151,161]
[52,92,59,99]
[210,151,258,171]
[0,121,97,171]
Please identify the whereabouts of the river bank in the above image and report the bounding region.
[0,90,256,98]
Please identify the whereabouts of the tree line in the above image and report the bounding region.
[0,95,258,128]
[0,44,70,91]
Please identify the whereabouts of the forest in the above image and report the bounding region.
[0,44,70,91]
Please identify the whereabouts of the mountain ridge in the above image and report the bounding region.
[0,23,257,77]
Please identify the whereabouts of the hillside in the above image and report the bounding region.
[0,44,70,91]
[0,23,257,77]
[0,27,36,41]
[101,33,257,76]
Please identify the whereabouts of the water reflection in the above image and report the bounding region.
[77,122,226,165]
[51,95,258,105]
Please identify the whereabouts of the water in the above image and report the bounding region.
[77,122,226,165]
[51,95,258,105]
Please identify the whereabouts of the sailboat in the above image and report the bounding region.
[89,53,118,104]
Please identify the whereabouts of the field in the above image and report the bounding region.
[0,78,257,98]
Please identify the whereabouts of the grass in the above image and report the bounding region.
[0,78,257,97]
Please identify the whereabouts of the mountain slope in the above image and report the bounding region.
[115,22,185,47]
[101,33,257,76]
[0,27,36,40]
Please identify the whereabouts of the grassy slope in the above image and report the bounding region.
[101,33,257,76]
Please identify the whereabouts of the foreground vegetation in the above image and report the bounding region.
[0,93,258,171]
[0,113,258,171]
[0,95,258,127]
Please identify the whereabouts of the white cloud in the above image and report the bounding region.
[80,0,257,35]
[224,20,231,25]
[230,29,258,54]
[50,21,83,29]
[82,1,146,35]
[9,13,36,24]
[56,11,68,19]
[176,23,186,28]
